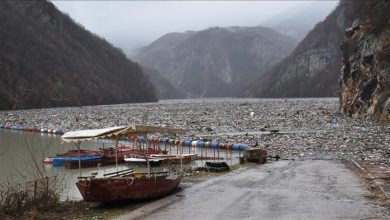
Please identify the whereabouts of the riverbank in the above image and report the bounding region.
[1,98,389,218]
[0,98,388,164]
[0,164,240,219]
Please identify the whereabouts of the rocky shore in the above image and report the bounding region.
[0,98,389,165]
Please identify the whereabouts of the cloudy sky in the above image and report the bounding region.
[52,1,338,55]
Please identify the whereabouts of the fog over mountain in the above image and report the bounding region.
[52,1,338,56]
[134,26,297,98]
[262,1,338,41]
[241,3,346,98]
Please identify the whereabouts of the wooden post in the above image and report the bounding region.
[217,145,220,161]
[229,145,232,161]
[34,180,37,199]
[213,145,216,161]
[200,142,203,158]
[205,143,207,159]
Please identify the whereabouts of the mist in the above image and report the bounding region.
[52,1,338,55]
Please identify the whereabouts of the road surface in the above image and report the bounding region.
[115,160,389,220]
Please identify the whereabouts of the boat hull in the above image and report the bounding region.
[52,156,103,167]
[149,154,192,164]
[64,156,123,169]
[60,148,164,169]
[76,175,182,202]
[124,157,164,167]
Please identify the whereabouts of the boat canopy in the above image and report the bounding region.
[62,124,186,143]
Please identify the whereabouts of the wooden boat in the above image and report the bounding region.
[62,125,186,202]
[56,149,101,157]
[124,155,164,167]
[149,154,192,165]
[63,148,165,169]
[64,155,123,169]
[182,153,198,161]
[76,169,182,202]
[51,155,103,167]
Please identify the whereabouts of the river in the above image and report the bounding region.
[0,129,239,200]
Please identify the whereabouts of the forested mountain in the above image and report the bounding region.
[0,1,157,110]
[141,66,185,99]
[242,3,347,98]
[134,26,297,98]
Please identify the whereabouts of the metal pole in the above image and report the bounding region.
[115,136,120,173]
[147,133,151,178]
[180,135,183,173]
[77,141,81,177]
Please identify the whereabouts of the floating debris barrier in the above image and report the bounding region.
[0,123,65,135]
[181,139,249,150]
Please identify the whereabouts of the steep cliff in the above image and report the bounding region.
[134,26,296,98]
[242,3,348,98]
[340,0,390,122]
[0,1,157,110]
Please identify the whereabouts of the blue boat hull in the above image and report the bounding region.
[52,156,103,167]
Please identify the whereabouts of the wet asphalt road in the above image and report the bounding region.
[116,160,389,220]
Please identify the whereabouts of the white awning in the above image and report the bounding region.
[61,126,127,143]
[61,124,186,143]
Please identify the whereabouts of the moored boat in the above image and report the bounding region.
[76,170,182,202]
[182,153,198,161]
[56,149,101,157]
[149,154,192,164]
[53,147,165,169]
[51,155,103,167]
[124,155,164,167]
[62,125,187,202]
[64,155,121,169]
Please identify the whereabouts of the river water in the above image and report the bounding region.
[0,129,239,200]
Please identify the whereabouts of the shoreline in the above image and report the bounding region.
[0,98,388,163]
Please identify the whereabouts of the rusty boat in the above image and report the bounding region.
[62,125,186,202]
[76,169,182,202]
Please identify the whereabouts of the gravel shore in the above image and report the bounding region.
[1,98,389,164]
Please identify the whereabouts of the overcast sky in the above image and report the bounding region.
[52,1,338,55]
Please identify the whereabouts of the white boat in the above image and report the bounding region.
[124,155,164,166]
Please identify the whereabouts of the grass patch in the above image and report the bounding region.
[229,163,241,170]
